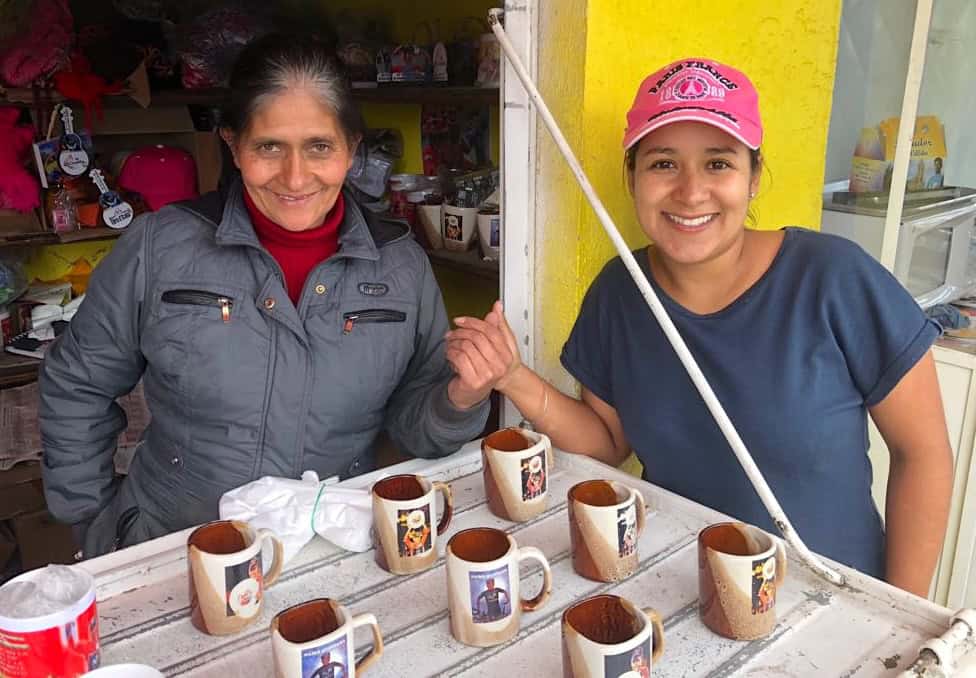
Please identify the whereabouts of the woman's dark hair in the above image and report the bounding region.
[220,33,365,147]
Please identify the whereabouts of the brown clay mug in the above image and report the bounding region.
[698,522,788,640]
[270,598,383,678]
[562,594,664,677]
[482,427,554,522]
[371,473,453,575]
[446,527,552,647]
[187,520,284,636]
[568,480,647,582]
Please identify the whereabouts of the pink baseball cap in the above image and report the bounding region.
[118,145,198,211]
[623,58,762,151]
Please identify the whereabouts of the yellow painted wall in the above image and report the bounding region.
[536,0,843,388]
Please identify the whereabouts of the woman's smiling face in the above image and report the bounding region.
[629,121,759,266]
[224,86,357,231]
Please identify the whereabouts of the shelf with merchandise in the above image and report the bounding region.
[0,85,500,110]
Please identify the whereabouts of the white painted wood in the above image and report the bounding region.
[499,0,538,428]
[868,342,976,608]
[879,0,934,271]
[84,443,973,676]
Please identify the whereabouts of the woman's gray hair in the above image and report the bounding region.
[221,34,365,146]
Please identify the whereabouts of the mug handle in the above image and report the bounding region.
[774,538,788,586]
[642,608,665,664]
[255,529,285,587]
[541,432,555,471]
[352,612,384,673]
[433,481,454,534]
[633,490,647,537]
[516,546,552,611]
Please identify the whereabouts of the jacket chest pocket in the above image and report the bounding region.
[146,284,270,419]
[161,289,233,322]
[315,304,415,416]
[342,308,408,334]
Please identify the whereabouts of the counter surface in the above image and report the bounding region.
[83,442,967,676]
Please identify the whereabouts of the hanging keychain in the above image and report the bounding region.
[89,169,134,229]
[57,108,90,176]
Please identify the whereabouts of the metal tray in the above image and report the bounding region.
[824,186,976,218]
[82,442,974,676]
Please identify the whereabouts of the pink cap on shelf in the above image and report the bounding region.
[118,145,198,211]
[622,58,762,151]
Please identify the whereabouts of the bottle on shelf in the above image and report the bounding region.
[48,183,78,234]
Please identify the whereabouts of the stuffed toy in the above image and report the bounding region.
[0,106,40,213]
[54,52,124,130]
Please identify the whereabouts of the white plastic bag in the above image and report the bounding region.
[219,471,373,566]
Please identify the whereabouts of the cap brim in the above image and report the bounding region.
[623,111,761,151]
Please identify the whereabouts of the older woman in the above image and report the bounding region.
[40,34,490,558]
[446,57,953,597]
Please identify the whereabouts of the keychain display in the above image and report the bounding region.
[90,169,133,229]
[57,108,90,177]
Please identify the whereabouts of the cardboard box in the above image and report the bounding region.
[69,104,222,196]
[0,462,47,521]
[12,508,78,571]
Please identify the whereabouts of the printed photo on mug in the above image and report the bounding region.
[300,636,347,678]
[469,566,512,624]
[520,452,547,501]
[604,639,651,677]
[617,503,638,558]
[397,506,432,558]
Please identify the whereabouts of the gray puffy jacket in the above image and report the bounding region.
[39,182,488,557]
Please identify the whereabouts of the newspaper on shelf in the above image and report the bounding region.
[0,381,150,471]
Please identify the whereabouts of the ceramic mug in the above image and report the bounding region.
[562,594,664,678]
[482,427,554,522]
[271,598,383,678]
[568,480,647,582]
[187,520,284,636]
[442,204,478,251]
[371,473,453,575]
[417,203,443,249]
[698,522,788,640]
[446,527,552,647]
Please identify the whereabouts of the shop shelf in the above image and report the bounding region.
[1,85,499,109]
[425,247,499,280]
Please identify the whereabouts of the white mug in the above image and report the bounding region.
[187,520,284,636]
[271,598,383,678]
[371,473,453,575]
[482,427,554,522]
[562,595,664,677]
[568,479,647,582]
[698,522,788,640]
[446,527,552,647]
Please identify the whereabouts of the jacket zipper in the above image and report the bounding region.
[343,309,407,334]
[162,289,233,323]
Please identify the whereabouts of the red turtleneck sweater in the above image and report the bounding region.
[244,190,344,305]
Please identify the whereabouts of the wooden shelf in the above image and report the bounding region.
[426,247,499,280]
[1,85,499,110]
[0,351,40,390]
[0,226,124,248]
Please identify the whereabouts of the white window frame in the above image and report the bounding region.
[499,0,538,427]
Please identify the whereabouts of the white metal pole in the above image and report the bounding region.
[487,8,845,586]
[879,0,934,272]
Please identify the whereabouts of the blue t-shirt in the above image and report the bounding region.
[561,227,940,578]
